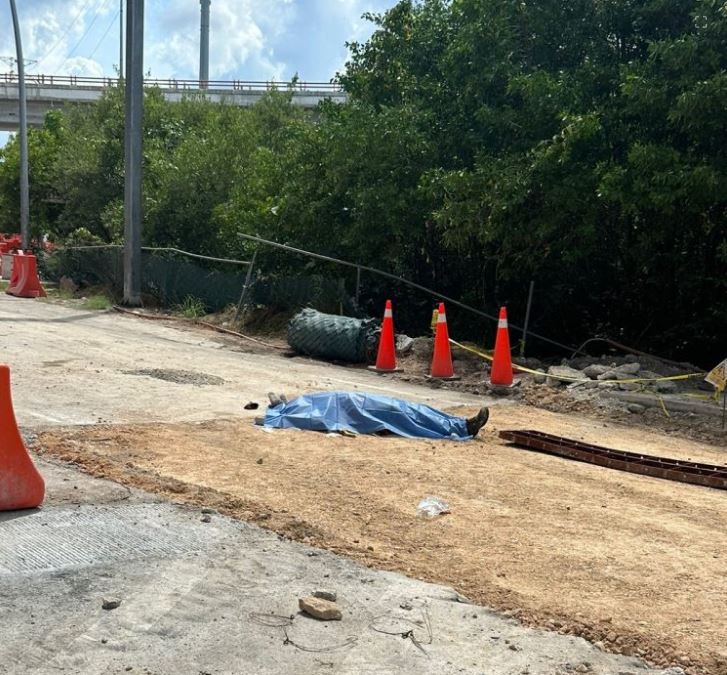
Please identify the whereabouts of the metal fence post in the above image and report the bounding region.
[234,249,257,325]
[520,280,535,357]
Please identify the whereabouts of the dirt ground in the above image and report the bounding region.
[37,405,727,675]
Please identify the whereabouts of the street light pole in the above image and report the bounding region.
[123,0,144,305]
[119,0,124,78]
[199,0,210,88]
[9,0,29,250]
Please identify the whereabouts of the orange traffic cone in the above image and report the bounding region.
[429,302,459,380]
[490,306,513,386]
[369,299,401,373]
[0,365,45,511]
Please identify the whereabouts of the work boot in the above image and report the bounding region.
[466,406,490,437]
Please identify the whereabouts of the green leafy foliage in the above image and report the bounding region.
[0,1,725,362]
[175,295,207,319]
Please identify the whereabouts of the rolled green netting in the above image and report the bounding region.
[288,308,379,363]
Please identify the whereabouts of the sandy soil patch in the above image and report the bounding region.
[37,404,727,674]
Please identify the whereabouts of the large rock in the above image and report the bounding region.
[597,362,641,381]
[546,365,583,387]
[298,596,342,621]
[583,364,611,379]
[655,380,678,394]
[614,362,641,375]
[618,382,640,391]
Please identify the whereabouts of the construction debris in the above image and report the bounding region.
[298,596,343,621]
[499,430,727,490]
[312,590,337,602]
[102,597,122,610]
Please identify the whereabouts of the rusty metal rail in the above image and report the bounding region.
[499,430,727,491]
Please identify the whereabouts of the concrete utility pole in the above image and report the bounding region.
[119,0,124,78]
[199,0,210,88]
[123,0,144,305]
[9,0,29,250]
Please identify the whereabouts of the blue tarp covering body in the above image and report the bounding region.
[264,391,471,440]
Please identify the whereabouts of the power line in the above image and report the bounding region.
[60,0,111,67]
[31,0,99,71]
[88,8,120,60]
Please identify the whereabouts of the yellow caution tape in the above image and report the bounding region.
[656,395,671,418]
[449,339,705,386]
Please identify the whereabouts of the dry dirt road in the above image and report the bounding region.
[0,295,486,428]
[3,294,725,674]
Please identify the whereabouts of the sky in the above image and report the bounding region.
[0,0,397,146]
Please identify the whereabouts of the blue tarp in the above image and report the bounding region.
[263,391,471,440]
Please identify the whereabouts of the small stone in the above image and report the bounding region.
[312,590,337,602]
[298,596,342,621]
[576,665,590,673]
[201,515,211,523]
[59,275,79,294]
[201,508,215,514]
[256,458,263,465]
[533,369,547,384]
[101,638,108,644]
[102,597,121,610]
[508,644,519,651]
[400,602,413,611]
[594,641,605,651]
[627,403,645,414]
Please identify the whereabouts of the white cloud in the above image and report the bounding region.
[0,0,395,84]
[63,56,105,77]
[147,0,296,82]
[0,0,114,76]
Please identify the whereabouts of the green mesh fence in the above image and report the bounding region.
[42,247,356,315]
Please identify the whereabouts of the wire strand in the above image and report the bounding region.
[88,8,120,60]
[60,0,111,67]
[31,0,99,70]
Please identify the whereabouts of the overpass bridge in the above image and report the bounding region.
[0,73,348,131]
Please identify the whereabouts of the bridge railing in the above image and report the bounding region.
[0,72,344,93]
